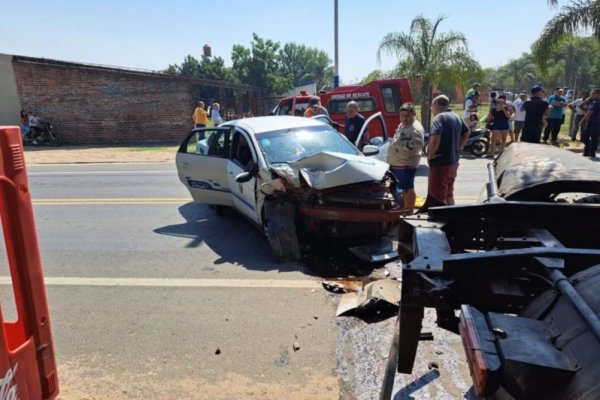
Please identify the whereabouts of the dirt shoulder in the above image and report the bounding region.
[23,145,178,165]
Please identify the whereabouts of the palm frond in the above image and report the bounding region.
[534,0,595,68]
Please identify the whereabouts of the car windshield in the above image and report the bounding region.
[255,125,359,165]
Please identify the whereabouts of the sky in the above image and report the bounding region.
[0,0,570,84]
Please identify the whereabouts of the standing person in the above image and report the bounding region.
[543,87,568,145]
[488,91,498,112]
[343,101,367,148]
[569,91,590,141]
[304,97,329,117]
[464,83,481,102]
[420,95,469,211]
[511,91,528,142]
[521,86,550,143]
[211,103,223,126]
[580,89,600,157]
[192,101,208,129]
[464,92,479,127]
[487,95,513,157]
[387,103,424,211]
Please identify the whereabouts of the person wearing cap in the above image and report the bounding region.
[511,91,528,142]
[419,95,470,212]
[580,89,600,157]
[192,101,208,129]
[543,87,568,145]
[387,102,424,211]
[465,83,480,101]
[521,86,550,143]
[343,101,367,148]
[304,97,329,118]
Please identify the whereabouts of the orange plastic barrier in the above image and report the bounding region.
[0,127,58,399]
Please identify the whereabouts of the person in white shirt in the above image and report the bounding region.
[511,92,528,142]
[464,92,479,127]
[27,111,42,144]
[211,103,223,126]
[569,91,589,141]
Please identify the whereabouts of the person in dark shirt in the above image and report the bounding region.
[420,94,470,212]
[344,101,367,148]
[521,85,550,143]
[487,95,513,157]
[580,89,600,157]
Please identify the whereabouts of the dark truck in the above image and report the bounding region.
[381,143,600,399]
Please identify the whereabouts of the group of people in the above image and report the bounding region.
[463,83,600,158]
[192,101,223,128]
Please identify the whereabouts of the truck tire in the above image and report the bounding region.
[496,264,600,399]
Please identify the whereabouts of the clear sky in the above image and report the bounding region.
[1,0,569,84]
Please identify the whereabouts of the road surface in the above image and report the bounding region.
[0,157,489,399]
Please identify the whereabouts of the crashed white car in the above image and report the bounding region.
[176,116,404,262]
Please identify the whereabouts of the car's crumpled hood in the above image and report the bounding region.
[270,151,389,190]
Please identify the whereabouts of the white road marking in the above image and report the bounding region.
[33,198,190,205]
[0,276,320,289]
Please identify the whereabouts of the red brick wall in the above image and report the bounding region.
[14,59,205,144]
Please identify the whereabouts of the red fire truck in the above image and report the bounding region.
[272,79,413,138]
[0,126,59,399]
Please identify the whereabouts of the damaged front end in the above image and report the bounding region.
[260,151,406,262]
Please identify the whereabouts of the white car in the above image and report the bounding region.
[175,115,403,262]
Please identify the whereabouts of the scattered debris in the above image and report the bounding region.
[313,315,319,320]
[435,350,444,355]
[215,347,221,355]
[336,279,401,322]
[322,280,348,293]
[384,270,390,277]
[428,362,439,370]
[348,238,399,262]
[292,342,301,352]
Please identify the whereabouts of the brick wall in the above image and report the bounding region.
[12,57,258,145]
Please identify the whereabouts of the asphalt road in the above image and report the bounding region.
[0,157,490,399]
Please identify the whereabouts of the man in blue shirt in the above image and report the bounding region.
[543,87,568,145]
[580,89,600,158]
[420,95,470,212]
[343,100,366,147]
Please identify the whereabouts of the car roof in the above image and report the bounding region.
[226,116,326,134]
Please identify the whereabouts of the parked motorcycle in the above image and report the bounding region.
[23,120,61,146]
[422,128,488,158]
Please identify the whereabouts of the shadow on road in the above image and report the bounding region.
[153,202,380,277]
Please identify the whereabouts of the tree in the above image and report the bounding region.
[163,55,234,81]
[534,0,600,68]
[231,33,292,95]
[279,43,333,90]
[377,15,476,129]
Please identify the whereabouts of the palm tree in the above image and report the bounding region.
[377,15,475,129]
[535,0,600,67]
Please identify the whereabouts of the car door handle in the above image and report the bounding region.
[182,162,190,167]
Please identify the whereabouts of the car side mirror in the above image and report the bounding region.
[235,171,253,183]
[362,145,380,156]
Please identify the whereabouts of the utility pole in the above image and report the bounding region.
[334,0,339,88]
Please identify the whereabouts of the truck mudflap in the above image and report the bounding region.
[0,126,59,399]
[459,305,578,398]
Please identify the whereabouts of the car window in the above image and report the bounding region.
[207,130,231,157]
[230,130,255,168]
[277,100,293,116]
[381,86,401,113]
[327,98,377,114]
[294,101,308,117]
[255,125,360,165]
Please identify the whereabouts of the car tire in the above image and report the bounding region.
[263,201,301,262]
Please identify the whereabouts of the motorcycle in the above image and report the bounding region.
[422,128,489,158]
[23,120,61,146]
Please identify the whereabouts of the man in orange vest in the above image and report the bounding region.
[304,97,329,118]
